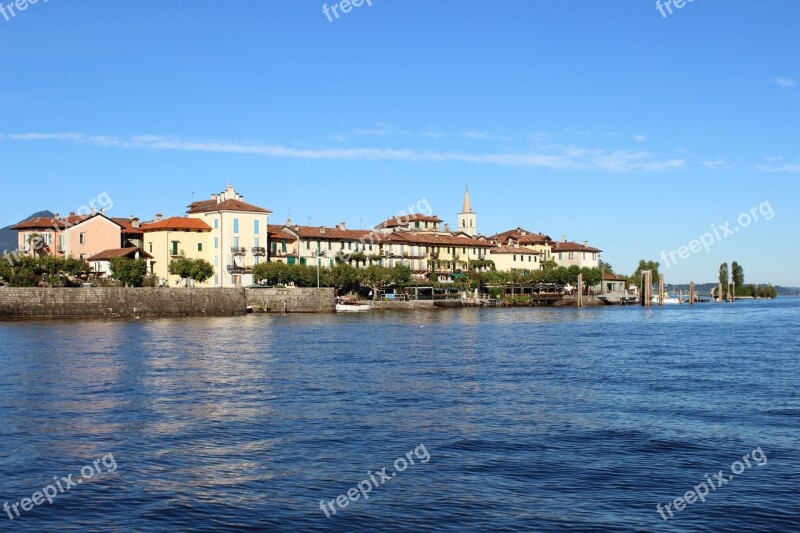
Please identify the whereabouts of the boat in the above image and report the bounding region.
[599,285,640,305]
[336,297,371,313]
[652,293,681,305]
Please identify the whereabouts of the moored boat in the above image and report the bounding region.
[336,297,371,313]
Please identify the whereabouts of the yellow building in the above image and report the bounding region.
[141,216,213,286]
[187,184,273,287]
[488,243,542,272]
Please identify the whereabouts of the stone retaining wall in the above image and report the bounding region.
[0,287,247,319]
[244,288,335,313]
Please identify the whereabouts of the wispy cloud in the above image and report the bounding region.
[353,122,411,137]
[774,77,796,88]
[757,162,800,173]
[633,134,648,142]
[462,130,489,140]
[4,131,687,172]
[702,160,731,170]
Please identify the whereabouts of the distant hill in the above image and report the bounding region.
[0,210,54,254]
[666,282,797,296]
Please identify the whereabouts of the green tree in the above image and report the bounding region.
[328,263,360,293]
[731,261,744,287]
[580,267,603,292]
[362,265,393,300]
[630,260,661,289]
[719,262,729,297]
[390,264,412,285]
[110,257,149,287]
[168,257,193,285]
[189,259,214,284]
[253,262,289,285]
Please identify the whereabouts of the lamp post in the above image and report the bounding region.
[315,243,321,288]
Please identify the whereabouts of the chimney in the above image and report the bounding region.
[155,213,163,222]
[100,207,106,215]
[132,217,140,229]
[70,211,75,216]
[91,207,97,215]
[319,227,326,235]
[53,213,59,219]
[584,240,589,247]
[444,223,451,233]
[338,221,346,230]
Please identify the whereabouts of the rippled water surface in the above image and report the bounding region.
[1,299,799,532]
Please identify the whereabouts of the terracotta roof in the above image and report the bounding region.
[386,232,495,248]
[111,218,143,233]
[489,244,541,255]
[285,225,381,241]
[552,241,602,253]
[187,198,272,214]
[377,214,442,229]
[518,234,551,245]
[10,216,62,230]
[11,213,122,231]
[489,227,552,245]
[141,217,213,232]
[87,247,154,261]
[268,225,297,242]
[603,272,628,281]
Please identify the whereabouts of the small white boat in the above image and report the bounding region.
[336,298,371,313]
[652,293,681,305]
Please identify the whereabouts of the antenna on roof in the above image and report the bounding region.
[307,217,312,226]
[191,191,195,203]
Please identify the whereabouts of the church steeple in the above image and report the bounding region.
[462,187,473,213]
[458,186,477,237]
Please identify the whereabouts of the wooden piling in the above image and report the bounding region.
[659,273,665,306]
[577,273,583,308]
[689,281,695,305]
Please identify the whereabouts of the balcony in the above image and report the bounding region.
[231,247,247,256]
[252,247,266,256]
[170,249,185,258]
[229,264,253,273]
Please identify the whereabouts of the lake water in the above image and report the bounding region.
[1,299,798,532]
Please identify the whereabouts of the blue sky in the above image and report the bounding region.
[1,1,798,285]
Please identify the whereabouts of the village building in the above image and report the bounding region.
[141,216,214,286]
[186,184,272,287]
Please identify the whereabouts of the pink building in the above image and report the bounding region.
[11,212,125,261]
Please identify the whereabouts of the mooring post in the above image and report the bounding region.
[689,281,695,305]
[577,273,583,308]
[659,273,665,306]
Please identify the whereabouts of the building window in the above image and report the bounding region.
[214,219,219,229]
[148,243,153,253]
[198,243,203,252]
[233,218,239,234]
[214,237,219,249]
[513,255,517,262]
[214,256,218,267]
[233,237,240,249]
[79,233,86,244]
[254,220,260,234]
[172,241,179,255]
[254,237,260,248]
